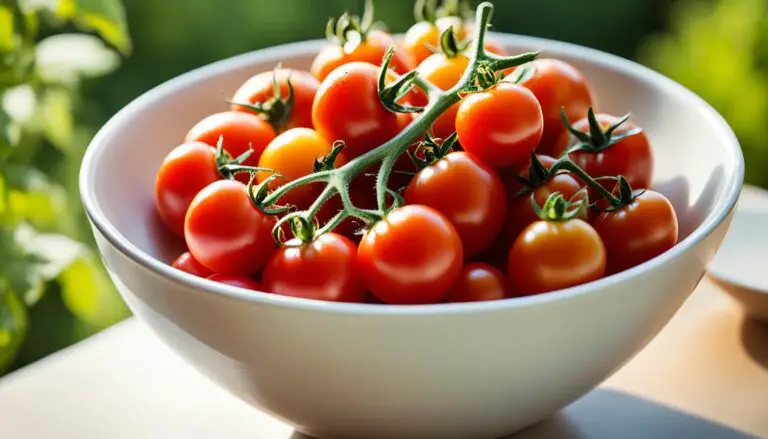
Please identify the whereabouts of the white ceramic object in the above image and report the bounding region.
[80,34,743,439]
[708,206,768,323]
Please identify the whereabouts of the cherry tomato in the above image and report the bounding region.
[568,114,653,189]
[416,52,467,138]
[311,30,414,81]
[592,190,678,274]
[208,274,262,291]
[404,151,506,258]
[456,83,543,170]
[262,233,366,303]
[403,21,442,65]
[508,219,606,295]
[443,263,511,302]
[230,68,319,132]
[312,62,411,159]
[155,142,220,235]
[171,251,214,278]
[185,180,276,275]
[185,111,276,180]
[515,59,596,157]
[257,128,333,209]
[357,205,463,304]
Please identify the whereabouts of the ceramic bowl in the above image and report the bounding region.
[80,34,743,439]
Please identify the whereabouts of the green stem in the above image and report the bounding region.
[552,158,621,206]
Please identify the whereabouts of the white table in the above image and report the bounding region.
[1,189,768,439]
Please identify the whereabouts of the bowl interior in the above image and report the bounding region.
[82,36,743,278]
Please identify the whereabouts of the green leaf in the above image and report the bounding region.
[0,289,28,374]
[57,0,131,55]
[1,84,37,126]
[59,254,129,329]
[5,165,70,232]
[0,227,44,303]
[40,88,74,149]
[0,6,15,53]
[0,104,13,149]
[35,34,120,85]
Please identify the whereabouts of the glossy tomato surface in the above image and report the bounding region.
[310,30,414,81]
[443,262,511,302]
[171,251,214,278]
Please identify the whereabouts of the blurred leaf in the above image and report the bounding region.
[41,87,73,149]
[0,227,44,302]
[2,84,37,126]
[5,165,70,231]
[0,6,15,53]
[35,34,120,85]
[0,290,28,374]
[0,104,12,148]
[57,0,131,55]
[59,255,129,328]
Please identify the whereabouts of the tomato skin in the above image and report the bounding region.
[185,111,276,182]
[256,128,333,209]
[155,142,220,236]
[357,205,463,304]
[262,233,366,303]
[404,152,507,258]
[185,180,276,275]
[403,21,441,65]
[456,83,543,170]
[231,69,319,132]
[592,190,678,274]
[568,114,653,189]
[444,263,511,302]
[311,30,414,81]
[516,59,596,158]
[207,274,262,291]
[416,53,468,138]
[171,251,214,278]
[312,62,410,159]
[508,219,606,295]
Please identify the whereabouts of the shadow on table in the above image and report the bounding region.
[741,316,768,370]
[290,389,758,439]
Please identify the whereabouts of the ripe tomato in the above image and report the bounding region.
[514,59,596,158]
[185,180,276,275]
[311,30,414,81]
[208,274,262,291]
[185,111,276,179]
[568,113,653,189]
[404,151,506,258]
[416,52,467,138]
[171,251,214,278]
[262,233,366,303]
[230,68,319,132]
[443,263,511,302]
[456,83,543,170]
[508,219,606,295]
[155,142,220,235]
[256,128,333,209]
[313,62,411,159]
[592,190,678,274]
[403,21,441,65]
[357,205,463,304]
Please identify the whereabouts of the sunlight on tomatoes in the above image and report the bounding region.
[508,219,606,296]
[208,274,261,291]
[311,30,414,81]
[263,233,366,303]
[444,263,511,302]
[417,52,468,137]
[185,180,276,275]
[171,251,214,278]
[357,205,463,304]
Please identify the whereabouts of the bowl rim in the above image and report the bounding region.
[80,33,745,315]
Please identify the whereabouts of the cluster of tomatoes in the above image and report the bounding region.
[154,0,680,305]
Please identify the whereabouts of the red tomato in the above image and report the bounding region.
[312,62,411,159]
[515,59,596,158]
[592,190,678,274]
[208,274,261,291]
[155,142,220,235]
[230,68,319,132]
[171,251,214,278]
[185,180,276,275]
[443,263,511,302]
[508,219,606,295]
[185,111,276,181]
[404,151,507,258]
[311,30,414,81]
[568,114,653,189]
[357,205,463,304]
[256,128,333,209]
[262,233,366,303]
[456,83,543,170]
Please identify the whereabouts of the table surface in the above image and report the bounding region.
[1,188,768,439]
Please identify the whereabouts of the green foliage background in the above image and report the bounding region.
[0,0,763,373]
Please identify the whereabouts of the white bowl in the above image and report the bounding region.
[80,34,743,439]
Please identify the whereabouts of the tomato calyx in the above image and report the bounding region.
[532,191,586,222]
[409,132,459,169]
[228,66,295,133]
[439,26,469,58]
[509,152,555,196]
[211,135,278,182]
[314,141,346,173]
[561,107,642,154]
[378,46,425,114]
[591,175,647,213]
[326,0,378,53]
[414,0,472,23]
